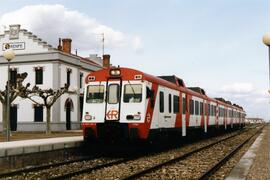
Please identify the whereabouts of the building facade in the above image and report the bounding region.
[0,24,104,131]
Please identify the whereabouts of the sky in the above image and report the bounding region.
[0,0,270,120]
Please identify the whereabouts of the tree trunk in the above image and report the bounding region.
[46,107,51,134]
[2,103,7,136]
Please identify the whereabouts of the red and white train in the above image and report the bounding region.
[82,67,245,141]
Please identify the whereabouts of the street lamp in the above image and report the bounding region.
[3,45,15,141]
[263,33,270,94]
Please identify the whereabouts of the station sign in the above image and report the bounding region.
[2,42,25,51]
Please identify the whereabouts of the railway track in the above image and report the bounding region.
[197,126,263,180]
[42,127,256,179]
[122,125,263,180]
[48,157,139,180]
[0,126,260,179]
[0,155,100,178]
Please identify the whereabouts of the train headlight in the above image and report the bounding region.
[126,114,141,120]
[85,115,92,120]
[110,69,121,76]
[133,115,141,120]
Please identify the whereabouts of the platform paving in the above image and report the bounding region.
[0,136,83,158]
[0,130,82,142]
[226,125,270,180]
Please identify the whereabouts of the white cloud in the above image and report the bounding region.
[132,36,143,53]
[208,83,270,121]
[220,82,255,94]
[0,4,142,54]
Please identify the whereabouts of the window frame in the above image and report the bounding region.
[34,106,43,122]
[35,68,43,85]
[168,94,172,113]
[159,91,164,113]
[10,69,17,86]
[80,73,83,88]
[200,102,203,115]
[195,101,199,115]
[67,71,71,86]
[86,85,105,103]
[123,84,143,103]
[107,84,120,104]
[182,97,186,114]
[189,99,194,115]
[173,95,179,114]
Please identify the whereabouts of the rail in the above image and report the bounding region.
[198,125,264,180]
[122,126,263,180]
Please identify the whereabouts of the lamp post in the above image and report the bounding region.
[263,33,270,94]
[3,45,15,141]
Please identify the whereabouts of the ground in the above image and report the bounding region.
[0,130,82,142]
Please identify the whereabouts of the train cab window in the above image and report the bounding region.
[173,95,179,113]
[200,102,203,115]
[189,99,194,115]
[195,101,199,115]
[160,91,164,113]
[168,94,172,113]
[86,85,104,103]
[182,97,186,114]
[123,84,142,103]
[108,84,120,104]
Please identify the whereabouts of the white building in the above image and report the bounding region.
[0,24,105,131]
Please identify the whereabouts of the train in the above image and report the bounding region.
[81,67,245,142]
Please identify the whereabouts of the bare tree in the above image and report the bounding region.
[26,84,69,134]
[0,73,30,137]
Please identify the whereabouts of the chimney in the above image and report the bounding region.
[57,38,62,51]
[103,54,110,68]
[62,38,72,54]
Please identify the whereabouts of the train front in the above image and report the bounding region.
[82,67,152,142]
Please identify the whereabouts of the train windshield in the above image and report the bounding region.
[86,85,104,103]
[123,84,142,103]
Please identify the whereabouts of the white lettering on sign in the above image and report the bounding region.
[2,42,25,51]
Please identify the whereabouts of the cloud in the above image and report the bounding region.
[220,82,255,94]
[208,83,270,120]
[132,36,143,53]
[0,4,142,54]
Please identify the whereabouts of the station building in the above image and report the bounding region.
[0,24,108,131]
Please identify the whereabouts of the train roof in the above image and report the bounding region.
[188,87,206,95]
[158,76,186,87]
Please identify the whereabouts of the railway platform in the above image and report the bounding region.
[0,135,83,158]
[226,124,270,180]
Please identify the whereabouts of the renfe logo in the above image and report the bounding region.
[2,42,25,50]
[106,110,119,120]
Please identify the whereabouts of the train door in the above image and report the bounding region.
[166,92,173,127]
[105,79,121,121]
[159,88,174,128]
[182,94,186,136]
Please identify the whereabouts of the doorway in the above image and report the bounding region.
[10,105,17,131]
[65,98,74,130]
